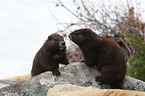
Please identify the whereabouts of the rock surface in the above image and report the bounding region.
[0,80,17,89]
[0,62,145,96]
[5,74,31,82]
[47,84,145,96]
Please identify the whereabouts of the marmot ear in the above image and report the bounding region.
[48,36,51,40]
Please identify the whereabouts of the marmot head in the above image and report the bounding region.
[69,28,97,47]
[45,34,66,51]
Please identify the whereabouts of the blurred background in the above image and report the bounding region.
[0,0,145,81]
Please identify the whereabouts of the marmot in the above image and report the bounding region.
[31,34,69,77]
[69,28,127,89]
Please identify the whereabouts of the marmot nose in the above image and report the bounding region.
[61,41,65,46]
[60,41,65,46]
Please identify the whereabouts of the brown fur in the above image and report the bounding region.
[31,34,69,77]
[69,29,127,89]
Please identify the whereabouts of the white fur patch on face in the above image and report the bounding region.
[59,41,65,50]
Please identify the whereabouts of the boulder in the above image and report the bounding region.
[0,62,145,96]
[47,84,145,96]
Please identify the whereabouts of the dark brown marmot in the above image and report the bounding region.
[69,28,127,89]
[31,34,69,77]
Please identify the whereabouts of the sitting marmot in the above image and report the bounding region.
[69,29,127,89]
[31,34,69,77]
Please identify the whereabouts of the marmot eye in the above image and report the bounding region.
[54,39,58,41]
[48,36,51,40]
[83,32,89,36]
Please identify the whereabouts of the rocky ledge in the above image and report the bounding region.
[0,62,145,96]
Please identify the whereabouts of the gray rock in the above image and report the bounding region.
[0,84,9,89]
[0,80,17,89]
[0,62,145,96]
